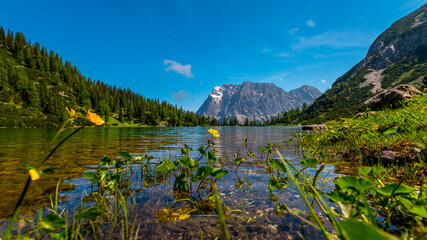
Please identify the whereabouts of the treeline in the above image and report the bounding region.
[0,28,219,127]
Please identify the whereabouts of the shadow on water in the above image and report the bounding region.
[0,126,341,239]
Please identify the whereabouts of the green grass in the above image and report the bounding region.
[305,93,427,166]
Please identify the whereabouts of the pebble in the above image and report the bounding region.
[267,224,278,234]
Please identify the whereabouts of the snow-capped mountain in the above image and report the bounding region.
[196,81,321,123]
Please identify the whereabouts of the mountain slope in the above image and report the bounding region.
[197,81,321,123]
[0,28,213,127]
[302,4,427,123]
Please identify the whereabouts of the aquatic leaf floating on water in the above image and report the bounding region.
[29,169,40,181]
[208,128,220,137]
[86,110,105,125]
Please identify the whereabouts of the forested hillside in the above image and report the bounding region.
[0,28,217,127]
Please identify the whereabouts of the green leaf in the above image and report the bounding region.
[269,193,278,202]
[177,157,199,169]
[39,214,66,232]
[269,176,280,190]
[299,158,319,168]
[371,166,386,176]
[276,202,288,212]
[333,176,373,193]
[359,167,371,176]
[207,151,216,162]
[399,197,427,218]
[173,174,189,192]
[156,161,176,173]
[114,159,124,168]
[22,161,32,170]
[119,152,132,161]
[326,191,361,205]
[191,166,213,182]
[74,205,106,220]
[340,219,395,240]
[268,159,286,172]
[42,168,54,174]
[233,157,244,166]
[383,126,398,135]
[210,168,228,180]
[198,146,206,155]
[184,144,192,151]
[83,172,101,183]
[99,155,112,165]
[377,184,415,196]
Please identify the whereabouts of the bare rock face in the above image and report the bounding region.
[358,84,422,111]
[196,82,321,123]
[303,4,427,121]
[302,124,328,131]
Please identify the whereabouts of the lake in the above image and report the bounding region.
[0,127,340,239]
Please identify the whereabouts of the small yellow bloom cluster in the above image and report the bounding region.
[66,107,78,118]
[29,169,40,181]
[87,110,105,125]
[65,107,105,125]
[208,128,220,137]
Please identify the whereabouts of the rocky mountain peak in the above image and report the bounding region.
[197,82,321,123]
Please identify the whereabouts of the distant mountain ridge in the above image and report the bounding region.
[197,81,321,123]
[302,3,427,122]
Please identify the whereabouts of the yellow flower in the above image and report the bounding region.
[424,88,427,92]
[208,128,220,137]
[66,107,78,118]
[29,169,40,181]
[87,110,105,125]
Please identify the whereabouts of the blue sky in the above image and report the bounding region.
[1,0,425,111]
